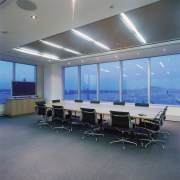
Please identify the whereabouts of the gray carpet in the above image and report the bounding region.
[0,114,180,180]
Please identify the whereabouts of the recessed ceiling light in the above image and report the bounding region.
[115,55,118,58]
[49,60,51,62]
[68,62,70,65]
[81,60,84,63]
[163,48,166,51]
[97,58,99,61]
[137,52,140,55]
[31,15,37,20]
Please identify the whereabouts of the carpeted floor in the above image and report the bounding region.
[0,114,180,180]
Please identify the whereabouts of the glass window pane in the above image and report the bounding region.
[0,61,13,103]
[151,54,180,105]
[81,64,97,100]
[99,62,120,101]
[64,66,78,100]
[15,63,36,82]
[123,58,148,103]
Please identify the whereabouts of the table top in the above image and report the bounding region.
[46,101,163,120]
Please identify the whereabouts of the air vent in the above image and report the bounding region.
[0,0,8,6]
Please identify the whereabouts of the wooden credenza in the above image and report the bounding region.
[5,97,44,116]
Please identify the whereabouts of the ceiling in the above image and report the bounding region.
[1,0,180,66]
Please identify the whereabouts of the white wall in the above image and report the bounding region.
[36,65,44,98]
[44,64,62,103]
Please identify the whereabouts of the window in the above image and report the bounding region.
[151,54,180,105]
[64,66,78,100]
[123,58,148,103]
[0,61,13,103]
[15,63,36,82]
[99,62,120,101]
[81,64,97,100]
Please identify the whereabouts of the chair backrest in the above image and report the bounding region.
[36,101,46,106]
[113,101,125,105]
[135,103,149,107]
[80,108,97,124]
[74,99,83,103]
[37,106,46,116]
[90,100,100,104]
[52,105,65,119]
[110,111,132,129]
[52,99,60,103]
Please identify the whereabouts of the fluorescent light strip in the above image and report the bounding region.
[136,64,144,69]
[160,62,164,67]
[121,13,146,44]
[72,29,110,50]
[40,40,63,49]
[14,48,60,60]
[40,40,81,55]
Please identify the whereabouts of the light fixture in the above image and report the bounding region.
[163,48,166,51]
[68,62,71,65]
[136,64,144,69]
[100,68,110,73]
[14,47,60,60]
[81,60,84,63]
[71,29,110,50]
[121,13,146,44]
[159,62,164,67]
[40,40,81,55]
[31,15,37,20]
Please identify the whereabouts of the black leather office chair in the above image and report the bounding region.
[36,104,52,128]
[109,111,137,150]
[90,100,100,104]
[52,105,71,132]
[135,103,149,107]
[75,99,83,103]
[136,113,166,149]
[80,108,104,141]
[156,106,169,138]
[113,101,125,105]
[52,99,60,103]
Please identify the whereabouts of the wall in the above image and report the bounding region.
[44,64,62,103]
[36,65,44,98]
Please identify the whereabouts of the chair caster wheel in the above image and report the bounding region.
[123,146,126,150]
[162,146,165,150]
[57,131,59,133]
[96,138,98,142]
[141,143,143,148]
[82,137,85,140]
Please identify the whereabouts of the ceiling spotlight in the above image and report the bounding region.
[97,58,99,61]
[68,62,70,65]
[163,48,166,51]
[81,60,84,63]
[49,60,51,62]
[31,15,37,20]
[137,52,140,55]
[115,55,118,58]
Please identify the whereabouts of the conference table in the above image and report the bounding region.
[46,101,164,121]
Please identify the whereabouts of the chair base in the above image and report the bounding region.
[82,130,104,141]
[140,138,166,149]
[110,137,137,150]
[37,120,52,128]
[53,125,71,133]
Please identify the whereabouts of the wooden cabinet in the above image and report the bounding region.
[5,97,44,116]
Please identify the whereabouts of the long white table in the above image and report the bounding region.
[46,101,163,120]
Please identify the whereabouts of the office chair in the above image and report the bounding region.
[109,111,137,150]
[75,99,83,103]
[52,99,60,103]
[36,104,52,128]
[52,105,71,133]
[156,106,170,138]
[113,101,125,105]
[90,100,100,104]
[80,108,104,141]
[135,103,149,107]
[136,113,166,149]
[72,99,83,121]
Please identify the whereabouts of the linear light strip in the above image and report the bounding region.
[121,13,146,44]
[71,29,110,50]
[40,40,81,55]
[14,48,61,60]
